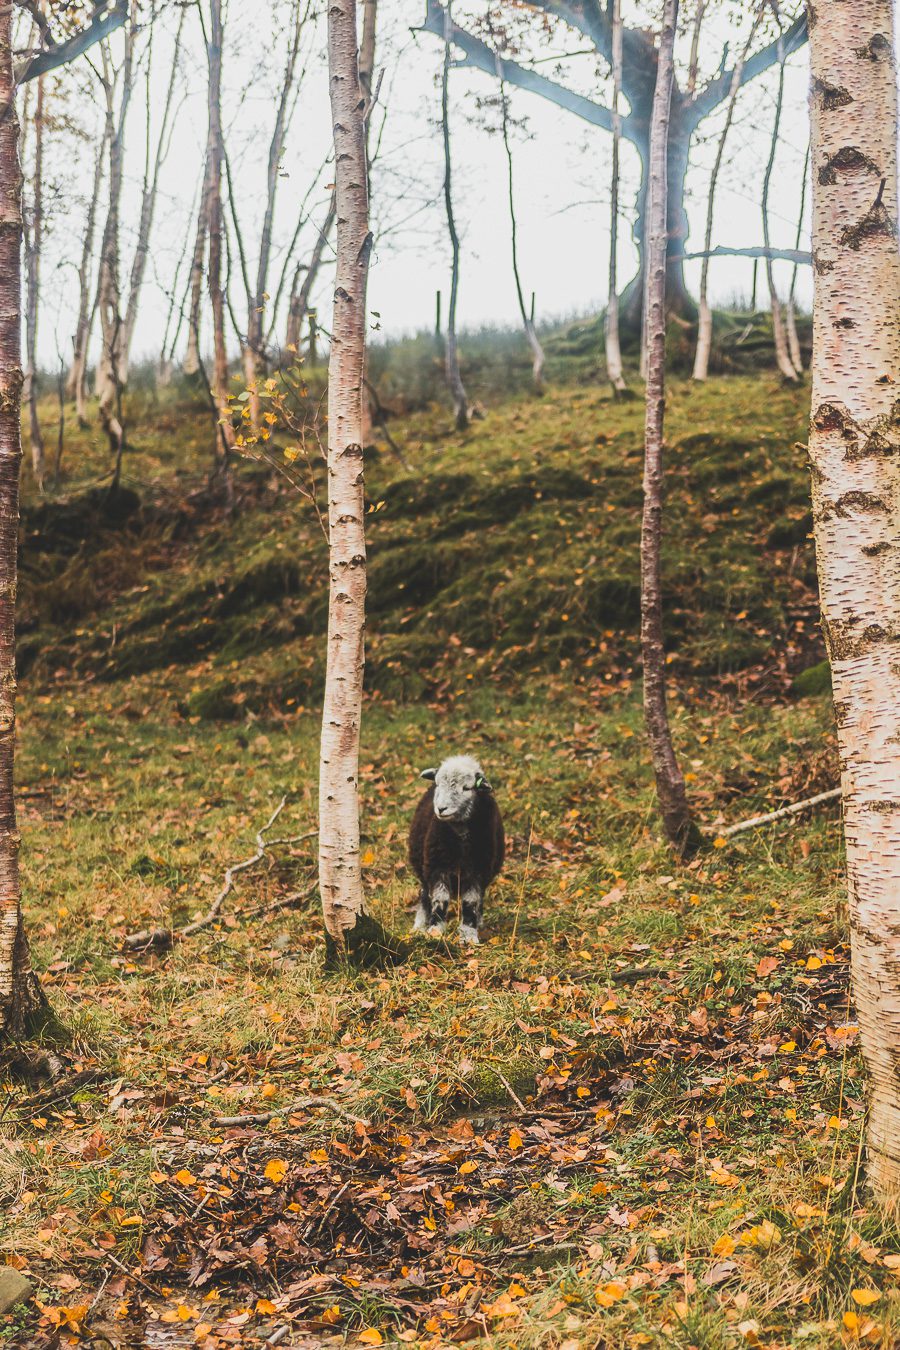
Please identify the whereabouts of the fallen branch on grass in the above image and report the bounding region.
[214,1095,369,1128]
[721,786,841,838]
[124,799,316,950]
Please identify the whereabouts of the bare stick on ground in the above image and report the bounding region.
[721,786,841,838]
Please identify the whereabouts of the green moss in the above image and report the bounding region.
[792,660,833,698]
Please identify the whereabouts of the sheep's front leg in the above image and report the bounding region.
[425,877,450,937]
[412,887,431,933]
[459,886,483,945]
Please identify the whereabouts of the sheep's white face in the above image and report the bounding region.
[421,755,491,824]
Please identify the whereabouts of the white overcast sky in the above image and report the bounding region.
[24,0,813,367]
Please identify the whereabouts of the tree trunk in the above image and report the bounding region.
[604,0,626,394]
[95,33,133,472]
[0,5,46,1040]
[121,3,184,380]
[319,0,396,965]
[692,7,761,381]
[441,0,468,430]
[286,195,336,355]
[762,28,798,382]
[23,73,44,489]
[807,0,900,1201]
[786,140,809,375]
[496,59,544,394]
[205,0,234,483]
[639,0,698,858]
[68,125,105,424]
[183,153,211,378]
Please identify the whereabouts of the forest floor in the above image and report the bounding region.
[2,365,898,1349]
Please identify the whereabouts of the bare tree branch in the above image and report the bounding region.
[16,0,129,84]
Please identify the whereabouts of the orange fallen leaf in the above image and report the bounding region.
[263,1159,287,1183]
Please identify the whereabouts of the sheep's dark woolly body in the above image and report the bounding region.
[408,786,504,940]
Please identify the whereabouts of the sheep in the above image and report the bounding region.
[408,755,505,944]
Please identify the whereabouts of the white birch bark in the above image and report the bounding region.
[319,0,378,952]
[205,0,235,481]
[763,26,798,381]
[22,72,44,488]
[604,0,626,395]
[183,152,211,378]
[68,124,105,424]
[807,0,900,1201]
[692,5,761,382]
[0,5,45,1039]
[640,0,698,857]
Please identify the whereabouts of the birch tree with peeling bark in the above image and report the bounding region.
[692,5,761,382]
[22,72,44,487]
[762,17,798,382]
[640,0,698,857]
[807,0,900,1200]
[0,3,45,1040]
[604,0,626,394]
[441,0,468,431]
[318,0,397,963]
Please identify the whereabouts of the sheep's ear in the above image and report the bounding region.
[420,768,437,781]
[475,773,493,792]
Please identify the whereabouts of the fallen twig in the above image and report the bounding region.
[124,800,316,950]
[214,1095,369,1129]
[484,1064,527,1112]
[721,786,841,838]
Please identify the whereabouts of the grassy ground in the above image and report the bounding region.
[2,352,897,1349]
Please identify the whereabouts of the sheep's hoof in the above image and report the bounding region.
[426,923,446,939]
[459,924,480,945]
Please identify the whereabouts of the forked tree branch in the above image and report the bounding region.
[15,0,129,83]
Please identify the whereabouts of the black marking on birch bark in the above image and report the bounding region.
[840,195,898,251]
[833,490,888,518]
[854,32,891,60]
[863,540,893,555]
[863,800,900,814]
[834,317,855,329]
[833,699,850,729]
[334,286,351,301]
[339,443,363,458]
[850,400,900,460]
[355,231,373,267]
[823,619,899,660]
[813,78,852,110]
[813,249,835,275]
[818,146,880,186]
[812,400,860,452]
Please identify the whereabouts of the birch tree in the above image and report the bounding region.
[441,0,468,431]
[67,123,105,424]
[762,17,798,381]
[785,141,808,374]
[640,0,698,857]
[285,195,335,355]
[604,0,626,395]
[319,0,396,963]
[204,0,235,483]
[807,0,900,1199]
[22,72,44,487]
[692,6,761,382]
[0,0,127,1048]
[495,58,545,394]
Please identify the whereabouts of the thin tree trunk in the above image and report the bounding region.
[68,123,105,424]
[243,0,305,429]
[286,193,336,355]
[121,2,184,378]
[692,5,761,381]
[95,32,134,468]
[807,0,900,1202]
[441,0,468,431]
[686,0,705,96]
[605,0,626,394]
[496,58,544,394]
[319,0,396,964]
[23,73,44,488]
[0,4,46,1040]
[183,152,211,377]
[640,0,698,858]
[358,0,377,445]
[205,0,234,485]
[786,140,809,375]
[762,27,798,382]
